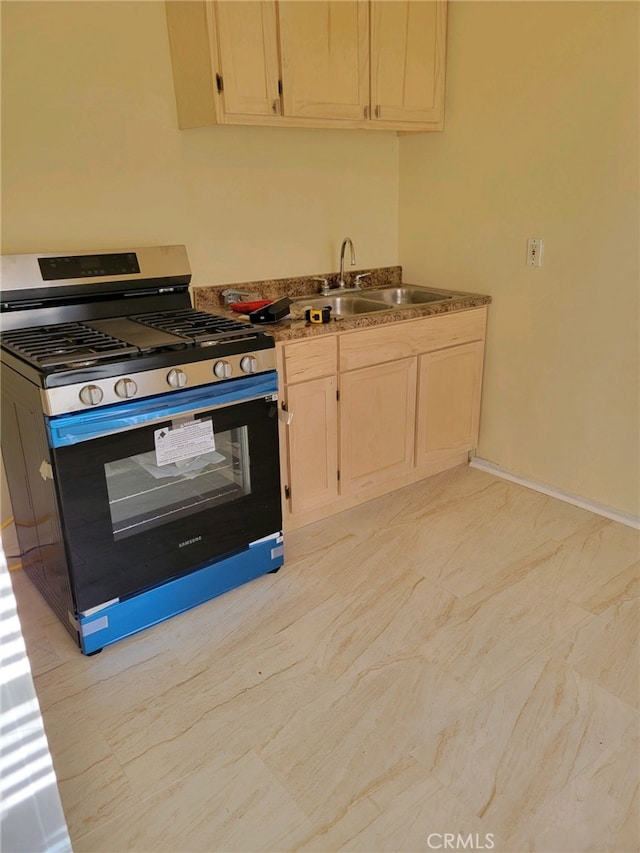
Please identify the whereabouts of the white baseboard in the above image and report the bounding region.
[469,457,640,531]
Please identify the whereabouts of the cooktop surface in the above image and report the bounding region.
[0,309,263,373]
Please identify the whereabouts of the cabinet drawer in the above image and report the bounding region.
[339,307,487,371]
[282,335,338,384]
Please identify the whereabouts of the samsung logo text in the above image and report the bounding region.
[178,536,202,549]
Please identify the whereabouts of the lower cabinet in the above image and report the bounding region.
[340,357,417,495]
[278,307,487,531]
[285,375,339,516]
[416,340,485,468]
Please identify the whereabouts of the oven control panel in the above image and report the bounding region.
[43,349,277,416]
[38,252,141,281]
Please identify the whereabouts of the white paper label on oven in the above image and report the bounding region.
[154,418,216,466]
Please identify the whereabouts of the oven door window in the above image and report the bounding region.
[105,422,251,541]
[51,396,281,612]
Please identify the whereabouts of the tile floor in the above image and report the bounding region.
[10,465,640,852]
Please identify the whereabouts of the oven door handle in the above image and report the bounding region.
[46,371,278,448]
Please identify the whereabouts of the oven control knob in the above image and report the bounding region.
[240,355,258,374]
[213,360,232,379]
[114,378,138,399]
[167,368,187,388]
[79,384,103,406]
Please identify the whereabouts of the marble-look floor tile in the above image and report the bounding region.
[9,569,78,676]
[391,474,602,555]
[258,654,474,825]
[279,514,363,565]
[413,532,565,606]
[413,658,638,845]
[297,758,495,853]
[73,749,313,853]
[357,465,596,546]
[34,637,189,708]
[565,593,640,709]
[526,523,639,615]
[104,637,334,804]
[370,493,603,608]
[504,727,640,852]
[44,723,132,838]
[279,563,456,682]
[419,573,592,696]
[9,465,639,852]
[352,789,494,853]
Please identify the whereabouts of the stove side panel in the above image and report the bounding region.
[1,364,79,646]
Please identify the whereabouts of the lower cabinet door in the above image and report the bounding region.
[285,375,339,516]
[416,341,484,467]
[340,357,417,494]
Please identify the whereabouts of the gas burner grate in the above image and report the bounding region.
[132,309,261,344]
[1,322,139,369]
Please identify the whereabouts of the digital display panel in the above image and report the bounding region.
[38,252,140,281]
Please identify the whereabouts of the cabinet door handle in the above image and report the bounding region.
[278,407,293,425]
[272,98,281,115]
[375,105,381,119]
[364,105,369,119]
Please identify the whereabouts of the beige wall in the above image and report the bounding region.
[400,1,639,517]
[0,1,399,284]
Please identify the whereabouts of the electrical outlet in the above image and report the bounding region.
[527,238,544,267]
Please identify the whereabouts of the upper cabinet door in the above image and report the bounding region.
[370,0,447,125]
[213,1,281,118]
[279,1,370,121]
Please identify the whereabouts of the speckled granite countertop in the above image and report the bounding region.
[192,266,491,343]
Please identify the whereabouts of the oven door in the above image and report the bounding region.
[46,373,281,612]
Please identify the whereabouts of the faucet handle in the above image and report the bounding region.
[312,277,330,294]
[354,273,371,289]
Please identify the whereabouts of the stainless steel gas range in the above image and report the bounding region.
[0,245,283,654]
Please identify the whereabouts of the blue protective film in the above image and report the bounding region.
[47,371,278,447]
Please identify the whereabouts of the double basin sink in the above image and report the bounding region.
[292,284,456,319]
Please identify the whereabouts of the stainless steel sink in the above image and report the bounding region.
[297,294,391,318]
[365,286,455,305]
[291,283,457,319]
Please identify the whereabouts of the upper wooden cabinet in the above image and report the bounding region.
[370,0,446,125]
[214,1,280,119]
[279,1,370,121]
[165,0,447,132]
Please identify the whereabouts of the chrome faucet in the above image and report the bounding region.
[312,276,331,295]
[338,237,356,288]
